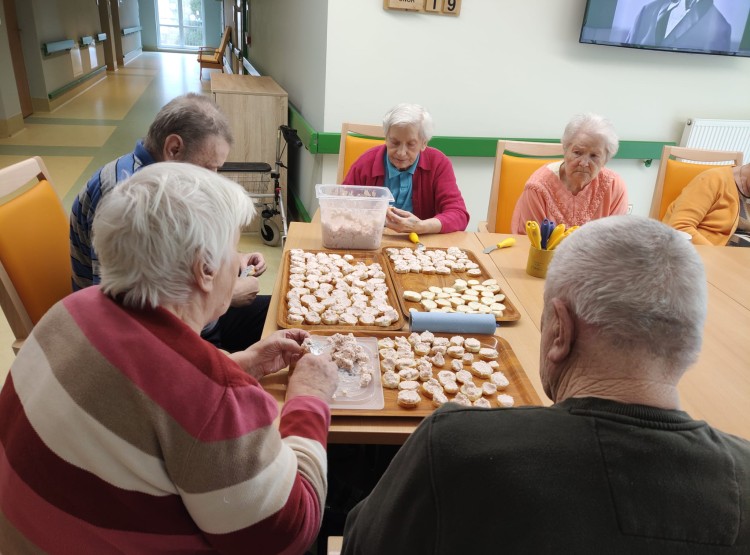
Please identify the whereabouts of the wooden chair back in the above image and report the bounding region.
[0,157,71,353]
[336,122,385,184]
[485,140,564,233]
[198,26,232,78]
[650,146,744,220]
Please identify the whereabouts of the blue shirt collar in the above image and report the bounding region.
[385,153,420,178]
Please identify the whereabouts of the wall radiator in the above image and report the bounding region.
[680,118,750,164]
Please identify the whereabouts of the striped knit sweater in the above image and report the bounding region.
[0,287,331,554]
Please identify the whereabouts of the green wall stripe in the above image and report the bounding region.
[315,132,340,153]
[289,104,673,160]
[288,105,316,151]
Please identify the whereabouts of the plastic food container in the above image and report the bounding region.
[316,184,394,250]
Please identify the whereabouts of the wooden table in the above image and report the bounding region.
[261,222,544,444]
[692,244,750,311]
[476,232,750,440]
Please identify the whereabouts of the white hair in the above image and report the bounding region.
[561,113,619,163]
[544,215,706,372]
[93,162,255,309]
[382,103,434,142]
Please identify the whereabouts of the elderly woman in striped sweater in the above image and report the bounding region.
[0,162,338,554]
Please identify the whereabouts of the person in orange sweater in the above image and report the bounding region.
[662,163,750,246]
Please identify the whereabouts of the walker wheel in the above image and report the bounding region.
[261,219,280,246]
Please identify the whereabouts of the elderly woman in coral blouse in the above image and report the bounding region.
[511,113,629,233]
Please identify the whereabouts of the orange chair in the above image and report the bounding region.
[649,145,743,221]
[336,122,385,184]
[481,140,564,233]
[0,157,71,353]
[198,26,231,80]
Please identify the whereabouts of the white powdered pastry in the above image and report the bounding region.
[496,394,515,408]
[481,382,498,396]
[432,391,449,407]
[397,389,421,408]
[478,347,499,361]
[464,337,482,353]
[490,371,510,390]
[460,383,483,401]
[452,392,472,406]
[398,380,420,391]
[382,371,400,389]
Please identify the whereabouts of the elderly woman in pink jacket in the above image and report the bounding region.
[343,103,470,234]
[511,113,629,233]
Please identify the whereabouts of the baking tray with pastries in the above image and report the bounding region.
[381,246,521,322]
[293,330,540,417]
[277,249,406,331]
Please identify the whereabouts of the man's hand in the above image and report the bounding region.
[240,252,267,277]
[385,207,442,234]
[230,329,311,379]
[231,275,260,307]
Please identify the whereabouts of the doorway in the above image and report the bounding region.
[3,0,33,117]
[155,0,205,49]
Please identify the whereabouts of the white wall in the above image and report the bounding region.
[249,0,328,215]
[253,0,750,226]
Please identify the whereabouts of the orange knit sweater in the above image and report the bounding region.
[662,166,740,246]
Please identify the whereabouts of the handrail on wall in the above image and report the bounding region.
[48,66,106,100]
[42,39,76,56]
[121,26,142,36]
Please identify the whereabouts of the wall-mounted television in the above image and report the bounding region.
[580,0,750,57]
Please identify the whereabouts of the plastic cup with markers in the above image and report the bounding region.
[524,220,578,278]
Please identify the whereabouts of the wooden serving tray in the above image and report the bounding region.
[295,331,540,416]
[276,249,406,331]
[383,247,521,322]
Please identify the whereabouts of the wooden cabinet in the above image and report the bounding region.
[211,74,288,235]
[210,74,288,167]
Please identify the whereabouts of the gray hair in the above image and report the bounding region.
[561,113,619,163]
[143,93,233,161]
[93,162,255,309]
[382,103,434,142]
[544,215,706,373]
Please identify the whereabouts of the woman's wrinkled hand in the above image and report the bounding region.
[385,206,423,233]
[287,353,339,403]
[230,329,311,379]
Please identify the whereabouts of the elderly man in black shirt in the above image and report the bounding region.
[342,215,750,554]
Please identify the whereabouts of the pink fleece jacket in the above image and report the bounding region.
[511,162,628,234]
[343,145,470,233]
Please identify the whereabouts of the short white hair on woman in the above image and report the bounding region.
[383,103,434,142]
[544,215,706,373]
[93,162,255,309]
[561,113,619,163]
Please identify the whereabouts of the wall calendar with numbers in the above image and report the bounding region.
[383,0,462,16]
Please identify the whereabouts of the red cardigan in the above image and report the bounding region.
[343,145,470,233]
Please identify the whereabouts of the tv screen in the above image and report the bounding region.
[580,0,750,57]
